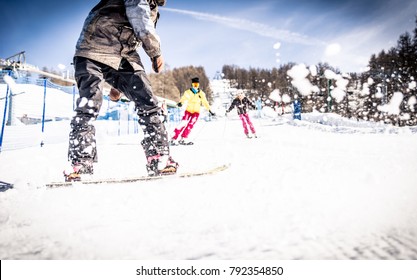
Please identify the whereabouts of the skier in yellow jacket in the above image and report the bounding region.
[171,77,215,145]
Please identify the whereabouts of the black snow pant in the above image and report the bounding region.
[68,56,170,168]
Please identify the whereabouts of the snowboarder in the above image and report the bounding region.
[226,90,257,138]
[170,77,215,145]
[65,0,178,181]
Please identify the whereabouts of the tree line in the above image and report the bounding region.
[360,16,417,126]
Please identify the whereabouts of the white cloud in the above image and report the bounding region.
[161,2,417,74]
[163,8,326,46]
[318,3,417,73]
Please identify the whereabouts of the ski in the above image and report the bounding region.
[0,180,14,192]
[46,163,230,188]
[179,141,194,145]
[172,140,194,145]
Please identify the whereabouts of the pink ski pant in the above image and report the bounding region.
[239,113,256,135]
[172,111,200,139]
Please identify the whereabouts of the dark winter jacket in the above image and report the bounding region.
[75,0,164,71]
[227,96,256,115]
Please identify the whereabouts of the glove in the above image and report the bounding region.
[225,111,228,116]
[151,55,164,73]
[209,110,215,116]
[177,102,182,107]
[119,97,130,103]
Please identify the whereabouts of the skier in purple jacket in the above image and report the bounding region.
[226,91,257,138]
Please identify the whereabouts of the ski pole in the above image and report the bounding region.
[254,111,263,135]
[190,117,207,142]
[0,80,10,153]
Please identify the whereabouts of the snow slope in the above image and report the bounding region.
[1,112,417,260]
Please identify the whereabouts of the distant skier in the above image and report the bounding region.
[170,77,215,145]
[255,97,263,118]
[293,98,302,120]
[65,0,178,181]
[226,90,257,138]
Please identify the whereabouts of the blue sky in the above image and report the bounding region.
[1,0,416,77]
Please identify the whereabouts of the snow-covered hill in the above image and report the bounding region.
[1,108,417,260]
[1,76,417,262]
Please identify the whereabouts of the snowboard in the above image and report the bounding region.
[46,163,230,188]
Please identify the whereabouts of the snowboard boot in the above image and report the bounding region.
[64,161,94,182]
[146,155,179,176]
[159,156,179,175]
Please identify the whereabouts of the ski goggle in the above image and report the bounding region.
[192,82,199,87]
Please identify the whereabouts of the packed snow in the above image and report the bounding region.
[1,87,417,259]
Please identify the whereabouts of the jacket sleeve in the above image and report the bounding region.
[227,99,236,112]
[124,0,161,58]
[179,90,191,104]
[200,91,211,111]
[246,98,256,109]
